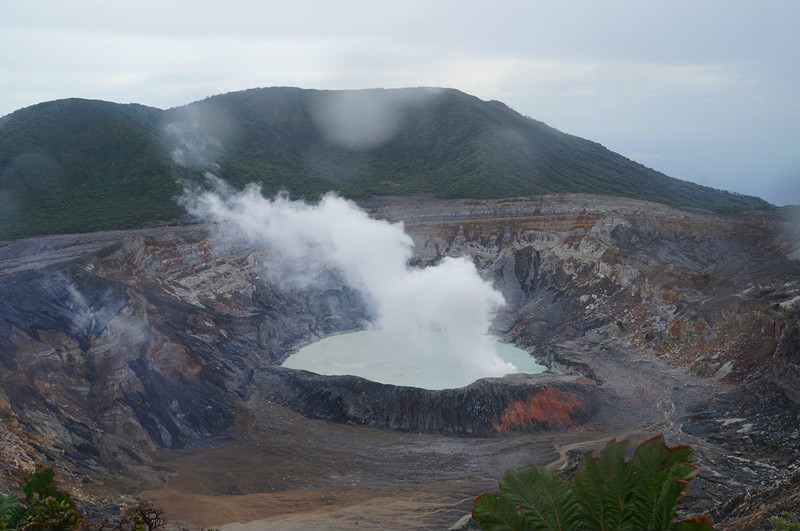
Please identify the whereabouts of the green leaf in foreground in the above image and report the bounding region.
[472,435,714,531]
[0,467,84,531]
[473,466,591,531]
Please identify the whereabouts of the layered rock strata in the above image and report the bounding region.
[0,193,797,524]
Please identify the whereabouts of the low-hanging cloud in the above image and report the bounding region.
[180,177,516,382]
[163,103,235,171]
[311,88,439,150]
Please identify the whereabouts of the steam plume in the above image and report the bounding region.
[181,177,516,382]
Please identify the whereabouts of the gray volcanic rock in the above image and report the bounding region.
[0,224,370,493]
[0,193,798,525]
[773,318,800,405]
[377,195,800,380]
[259,368,602,436]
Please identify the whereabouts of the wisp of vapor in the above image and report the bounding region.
[181,178,517,383]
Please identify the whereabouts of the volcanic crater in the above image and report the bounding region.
[1,194,799,530]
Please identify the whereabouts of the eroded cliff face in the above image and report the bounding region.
[371,195,800,383]
[773,319,800,404]
[0,193,798,519]
[0,226,369,494]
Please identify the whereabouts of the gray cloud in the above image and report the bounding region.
[311,88,437,150]
[1,0,799,204]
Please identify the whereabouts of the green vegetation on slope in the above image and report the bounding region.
[0,99,181,240]
[0,87,772,240]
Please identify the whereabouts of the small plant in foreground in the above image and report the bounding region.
[128,501,167,531]
[472,435,713,531]
[771,512,800,531]
[0,466,84,531]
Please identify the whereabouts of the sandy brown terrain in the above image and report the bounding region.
[141,334,724,530]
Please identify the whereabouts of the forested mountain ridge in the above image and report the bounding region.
[0,87,770,240]
[0,99,180,240]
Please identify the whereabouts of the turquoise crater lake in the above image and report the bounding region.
[282,330,546,390]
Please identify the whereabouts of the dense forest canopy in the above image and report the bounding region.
[0,87,771,240]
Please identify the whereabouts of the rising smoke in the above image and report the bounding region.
[180,176,517,382]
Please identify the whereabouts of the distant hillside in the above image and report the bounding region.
[0,87,771,240]
[0,99,180,240]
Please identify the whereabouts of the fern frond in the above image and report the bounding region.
[0,492,30,530]
[473,491,532,531]
[473,436,713,531]
[473,466,591,530]
[624,436,698,531]
[571,439,631,531]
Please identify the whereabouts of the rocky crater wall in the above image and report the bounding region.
[774,318,800,405]
[0,194,798,493]
[258,368,601,436]
[379,195,800,383]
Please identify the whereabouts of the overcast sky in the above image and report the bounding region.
[2,0,799,205]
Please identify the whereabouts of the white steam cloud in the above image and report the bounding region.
[181,177,517,382]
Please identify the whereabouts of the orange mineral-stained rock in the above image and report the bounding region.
[492,387,593,432]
